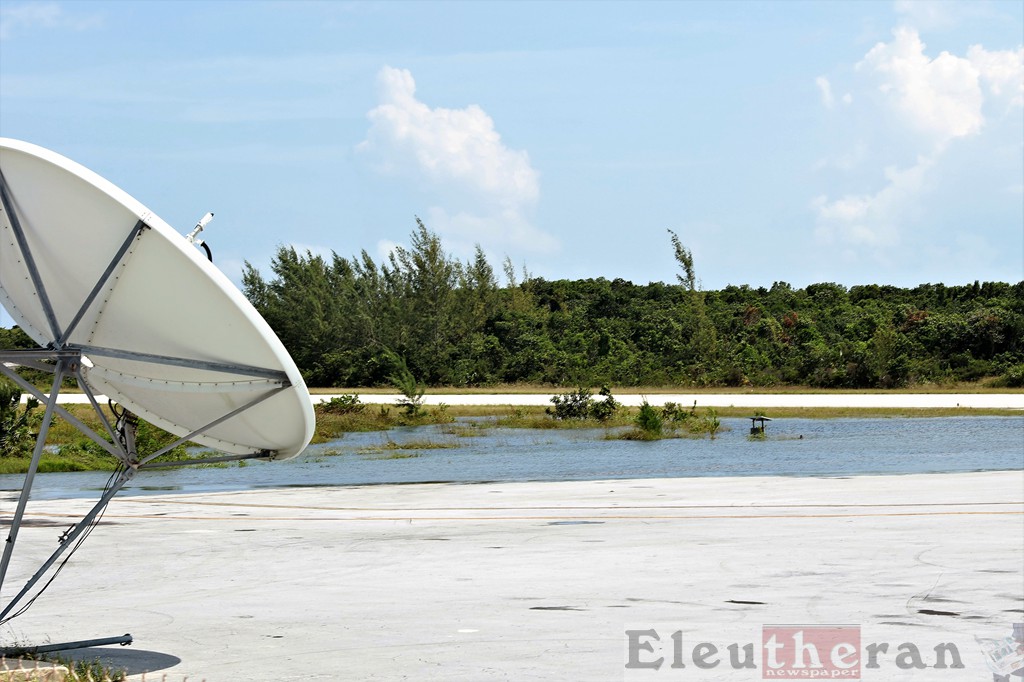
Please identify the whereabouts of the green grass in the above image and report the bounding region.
[358,436,459,453]
[607,427,721,441]
[702,405,1021,419]
[354,435,460,459]
[311,380,1024,395]
[439,422,489,437]
[359,451,423,460]
[312,402,454,442]
[4,654,128,682]
[0,452,119,474]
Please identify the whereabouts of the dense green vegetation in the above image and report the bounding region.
[242,220,1024,390]
[1,378,39,459]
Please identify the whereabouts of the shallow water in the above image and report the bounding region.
[2,416,1021,500]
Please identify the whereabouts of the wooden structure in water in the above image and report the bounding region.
[749,416,772,435]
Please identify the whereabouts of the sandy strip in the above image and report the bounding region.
[332,392,1024,409]
[40,391,1024,408]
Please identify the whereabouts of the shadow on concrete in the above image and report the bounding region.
[62,647,180,675]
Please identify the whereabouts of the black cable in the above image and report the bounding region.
[3,402,140,624]
[0,464,123,625]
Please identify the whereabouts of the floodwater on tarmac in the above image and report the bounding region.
[2,416,1021,500]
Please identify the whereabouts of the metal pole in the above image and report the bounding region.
[142,451,270,468]
[0,361,123,461]
[72,364,131,467]
[137,384,287,465]
[1,633,132,656]
[0,466,133,621]
[0,168,63,342]
[75,344,289,382]
[0,360,66,592]
[57,220,147,347]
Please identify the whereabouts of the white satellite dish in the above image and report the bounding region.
[0,138,313,458]
[0,138,315,651]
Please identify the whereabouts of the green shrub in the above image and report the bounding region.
[388,356,425,418]
[996,363,1024,388]
[635,400,663,435]
[661,401,694,423]
[547,387,593,420]
[321,394,366,415]
[547,385,621,421]
[689,407,721,438]
[590,385,620,422]
[0,378,39,458]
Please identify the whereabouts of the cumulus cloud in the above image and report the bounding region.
[968,43,1024,106]
[814,26,1022,258]
[357,66,556,255]
[858,27,985,143]
[857,27,1023,145]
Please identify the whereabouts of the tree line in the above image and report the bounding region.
[236,220,1024,389]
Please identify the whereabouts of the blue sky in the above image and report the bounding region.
[1,0,1022,328]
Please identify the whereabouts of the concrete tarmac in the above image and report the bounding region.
[1,471,1021,681]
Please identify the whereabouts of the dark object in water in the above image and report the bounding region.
[749,416,772,435]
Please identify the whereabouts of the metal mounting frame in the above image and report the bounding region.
[0,169,287,654]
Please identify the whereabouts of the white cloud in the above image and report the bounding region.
[857,27,1023,145]
[813,154,936,252]
[815,25,1023,262]
[815,77,852,110]
[858,27,985,143]
[967,44,1024,106]
[0,2,100,39]
[287,242,335,262]
[0,2,60,38]
[816,76,835,109]
[376,239,401,262]
[357,66,556,255]
[425,206,559,257]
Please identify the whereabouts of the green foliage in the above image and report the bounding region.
[0,379,39,458]
[691,407,722,438]
[995,363,1024,388]
[242,218,1024,390]
[635,400,663,435]
[668,229,696,291]
[320,393,366,415]
[49,655,126,682]
[55,416,190,464]
[547,385,621,421]
[590,385,620,421]
[661,401,695,423]
[0,325,35,350]
[547,387,593,420]
[388,355,426,418]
